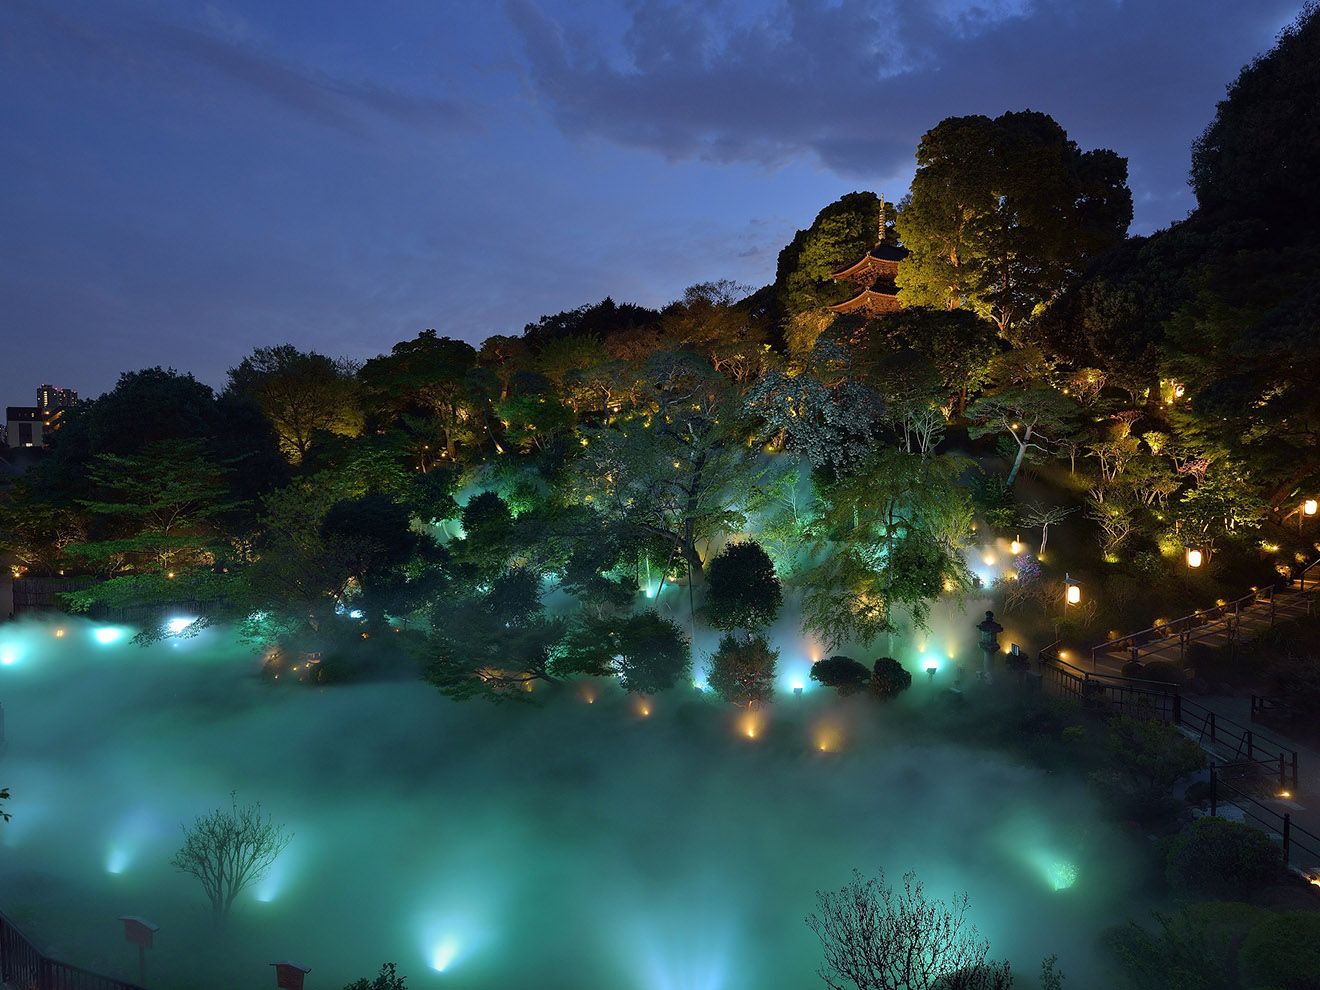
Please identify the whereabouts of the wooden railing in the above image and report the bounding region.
[0,911,146,990]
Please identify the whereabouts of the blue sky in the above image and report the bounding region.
[0,0,1304,406]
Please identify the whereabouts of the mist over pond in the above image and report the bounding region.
[0,617,1136,989]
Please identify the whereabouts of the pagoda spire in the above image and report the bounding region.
[878,194,886,247]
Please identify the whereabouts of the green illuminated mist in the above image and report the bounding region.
[0,618,1134,988]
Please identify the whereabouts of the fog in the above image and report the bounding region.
[0,614,1137,989]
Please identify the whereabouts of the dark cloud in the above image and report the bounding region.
[509,0,1303,228]
[2,0,478,139]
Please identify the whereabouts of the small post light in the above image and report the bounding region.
[793,685,803,698]
[1010,535,1022,555]
[1185,546,1204,569]
[118,916,159,986]
[271,962,312,990]
[1306,499,1318,516]
[1064,573,1081,605]
[925,663,938,680]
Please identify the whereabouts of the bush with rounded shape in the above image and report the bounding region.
[707,633,778,707]
[810,655,870,696]
[1141,660,1183,685]
[1121,660,1145,678]
[1239,910,1320,990]
[870,657,913,701]
[1165,816,1283,898]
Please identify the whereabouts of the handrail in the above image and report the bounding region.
[1092,553,1320,669]
[1210,770,1320,870]
[0,909,147,990]
[1037,648,1300,790]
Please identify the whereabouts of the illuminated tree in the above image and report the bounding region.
[744,344,884,474]
[966,389,1079,487]
[866,306,1001,416]
[706,633,777,707]
[802,449,974,648]
[809,656,871,696]
[574,350,774,580]
[705,540,782,636]
[807,869,1011,990]
[226,345,363,463]
[171,792,291,928]
[556,610,690,694]
[869,657,912,701]
[897,111,1131,337]
[359,331,478,460]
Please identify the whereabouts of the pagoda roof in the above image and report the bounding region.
[830,245,907,280]
[827,289,903,315]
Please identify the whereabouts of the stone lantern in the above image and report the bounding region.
[976,610,1004,682]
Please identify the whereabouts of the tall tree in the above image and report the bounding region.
[705,540,783,636]
[1191,3,1320,229]
[966,388,1079,487]
[226,345,363,463]
[802,449,974,648]
[775,191,896,323]
[574,350,774,580]
[359,331,478,460]
[896,111,1131,337]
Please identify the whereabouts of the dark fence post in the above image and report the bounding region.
[1292,751,1300,791]
[1279,754,1286,793]
[1210,711,1217,744]
[1246,730,1254,760]
[1282,813,1292,866]
[1173,692,1182,725]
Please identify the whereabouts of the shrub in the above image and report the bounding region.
[1105,902,1270,990]
[1238,911,1320,990]
[1165,816,1283,898]
[1141,660,1183,685]
[870,657,913,701]
[810,655,871,696]
[344,963,408,990]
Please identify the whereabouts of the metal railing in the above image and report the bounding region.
[1091,555,1320,670]
[1038,646,1299,790]
[1210,765,1320,871]
[0,911,146,990]
[1092,586,1267,669]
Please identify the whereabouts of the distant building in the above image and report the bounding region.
[826,196,908,318]
[37,384,77,410]
[6,383,76,448]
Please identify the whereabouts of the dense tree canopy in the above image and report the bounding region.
[896,110,1132,337]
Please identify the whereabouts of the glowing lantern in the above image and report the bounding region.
[1186,547,1203,569]
[1010,536,1022,555]
[1306,499,1318,516]
[1064,574,1081,605]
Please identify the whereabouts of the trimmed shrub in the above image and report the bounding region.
[1165,816,1283,898]
[1142,659,1184,685]
[870,657,913,700]
[810,655,871,696]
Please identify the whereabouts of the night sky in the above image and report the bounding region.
[1,0,1304,407]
